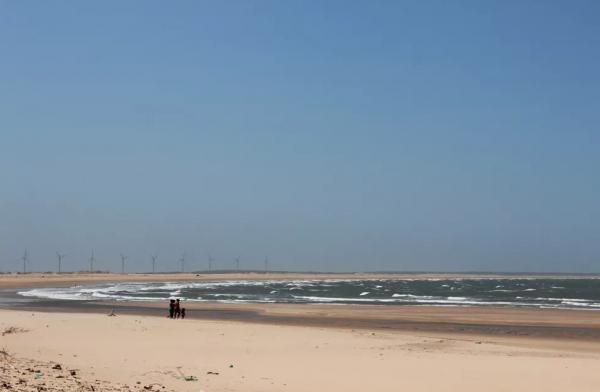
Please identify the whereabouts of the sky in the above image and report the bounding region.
[1,1,599,273]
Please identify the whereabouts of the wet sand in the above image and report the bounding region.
[6,297,600,344]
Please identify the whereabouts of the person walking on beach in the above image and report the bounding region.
[181,308,186,319]
[169,299,175,319]
[174,298,181,319]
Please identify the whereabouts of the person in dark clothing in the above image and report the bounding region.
[174,298,181,319]
[169,299,175,318]
[181,308,186,319]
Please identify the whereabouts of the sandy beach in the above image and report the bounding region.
[1,309,600,392]
[1,273,600,391]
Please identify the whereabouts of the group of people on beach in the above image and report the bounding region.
[168,299,186,319]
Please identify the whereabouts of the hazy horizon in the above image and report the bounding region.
[1,1,599,273]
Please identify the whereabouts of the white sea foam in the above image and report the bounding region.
[392,294,435,299]
[18,288,88,301]
[290,295,535,307]
[561,301,600,308]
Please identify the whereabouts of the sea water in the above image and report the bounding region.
[17,278,600,310]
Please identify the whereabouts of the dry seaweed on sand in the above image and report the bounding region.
[1,327,28,336]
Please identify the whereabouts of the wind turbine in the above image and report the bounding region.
[179,253,186,273]
[151,254,158,273]
[264,256,269,272]
[89,250,95,272]
[56,252,66,273]
[120,253,127,274]
[208,254,214,272]
[21,249,28,274]
[235,257,240,272]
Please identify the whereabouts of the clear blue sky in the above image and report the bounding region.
[1,1,599,273]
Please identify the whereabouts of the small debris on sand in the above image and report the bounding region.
[1,327,28,336]
[0,356,175,391]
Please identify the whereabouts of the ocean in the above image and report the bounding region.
[17,277,600,310]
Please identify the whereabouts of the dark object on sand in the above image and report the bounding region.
[174,299,181,318]
[169,299,175,318]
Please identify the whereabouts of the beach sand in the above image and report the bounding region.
[1,273,600,391]
[1,309,600,391]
